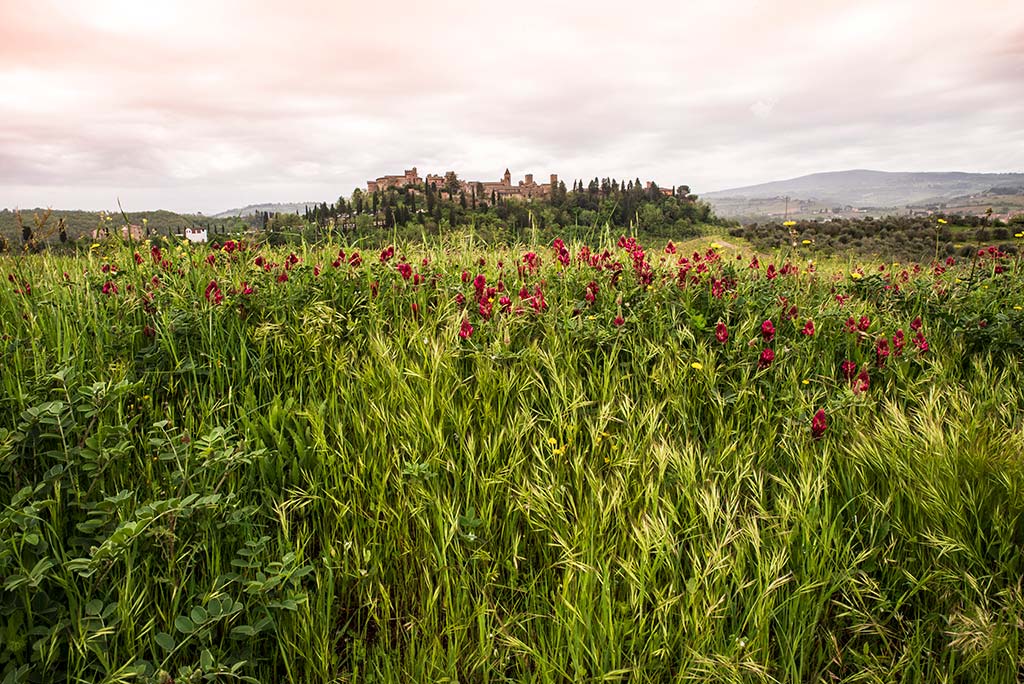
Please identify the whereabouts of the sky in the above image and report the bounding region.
[1,0,1022,214]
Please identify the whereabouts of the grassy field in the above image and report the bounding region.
[1,235,1023,683]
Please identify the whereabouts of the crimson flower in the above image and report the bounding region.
[758,348,775,369]
[893,329,905,355]
[910,316,922,331]
[811,409,828,440]
[913,331,929,353]
[854,369,870,394]
[397,262,412,280]
[715,322,729,344]
[844,316,858,333]
[379,246,395,263]
[858,315,871,332]
[801,320,815,336]
[613,315,625,327]
[876,337,890,366]
[459,318,473,339]
[841,360,857,381]
[761,319,775,342]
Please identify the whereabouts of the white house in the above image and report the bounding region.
[185,228,208,243]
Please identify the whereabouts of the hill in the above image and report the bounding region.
[704,170,1024,218]
[211,202,321,219]
[0,208,246,242]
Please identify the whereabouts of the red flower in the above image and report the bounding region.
[613,315,625,327]
[102,281,118,296]
[206,253,216,266]
[397,262,413,280]
[665,241,676,254]
[913,331,929,353]
[910,316,922,332]
[276,271,288,283]
[761,319,775,342]
[459,318,473,339]
[801,320,816,336]
[349,252,363,267]
[876,337,890,366]
[811,409,828,440]
[893,329,905,355]
[143,325,155,338]
[715,322,729,344]
[858,315,871,332]
[765,264,777,280]
[841,360,857,381]
[379,246,394,263]
[461,270,470,283]
[758,348,775,369]
[844,316,858,333]
[854,369,870,394]
[204,279,223,304]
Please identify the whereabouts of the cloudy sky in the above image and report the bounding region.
[1,0,1022,213]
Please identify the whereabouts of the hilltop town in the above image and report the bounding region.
[368,167,560,201]
[368,167,678,202]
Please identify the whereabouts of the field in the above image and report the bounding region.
[2,234,1024,683]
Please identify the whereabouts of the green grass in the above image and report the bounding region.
[1,235,1023,683]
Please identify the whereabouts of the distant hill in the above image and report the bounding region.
[212,202,321,219]
[0,208,245,242]
[704,170,1024,213]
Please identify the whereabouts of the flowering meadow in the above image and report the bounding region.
[1,234,1023,683]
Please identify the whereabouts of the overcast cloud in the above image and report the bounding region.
[1,0,1022,213]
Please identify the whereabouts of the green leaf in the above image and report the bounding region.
[200,649,214,671]
[174,615,194,634]
[190,606,208,624]
[85,599,103,616]
[154,632,175,652]
[229,625,258,639]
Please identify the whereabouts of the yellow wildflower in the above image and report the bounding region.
[691,362,703,370]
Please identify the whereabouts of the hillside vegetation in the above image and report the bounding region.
[1,235,1022,682]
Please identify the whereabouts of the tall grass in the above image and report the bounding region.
[1,236,1022,683]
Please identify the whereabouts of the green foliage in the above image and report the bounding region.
[1,237,1023,682]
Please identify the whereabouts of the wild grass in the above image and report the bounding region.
[1,235,1022,683]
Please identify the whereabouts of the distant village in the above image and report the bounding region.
[367,167,676,200]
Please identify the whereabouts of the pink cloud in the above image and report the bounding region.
[1,0,1022,212]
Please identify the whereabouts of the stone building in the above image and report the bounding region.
[366,167,422,193]
[370,167,559,202]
